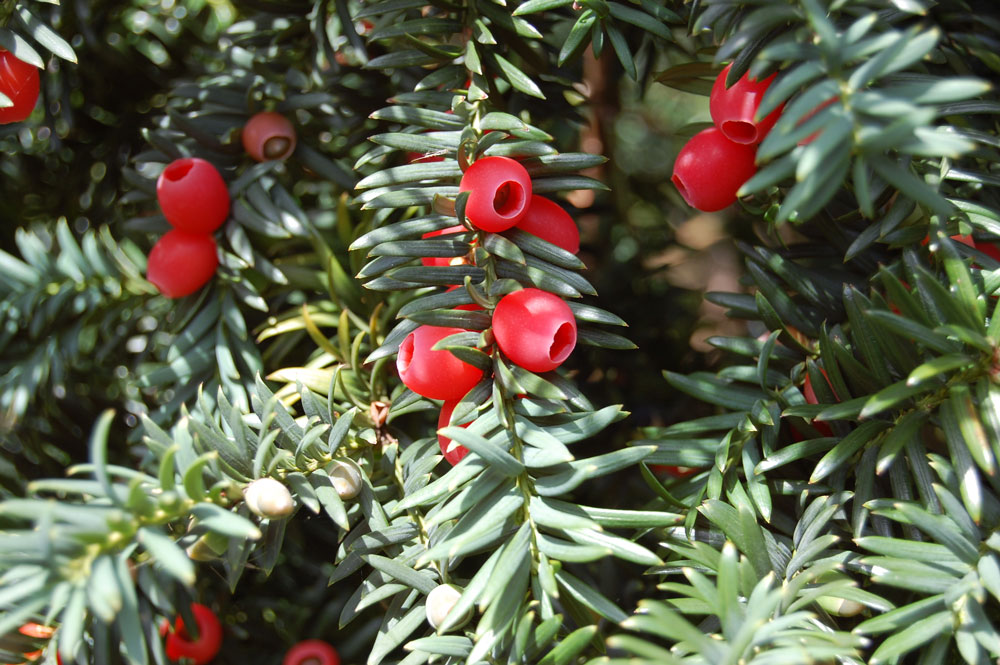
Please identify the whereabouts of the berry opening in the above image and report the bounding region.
[263,136,292,159]
[549,322,575,362]
[300,658,322,665]
[163,160,194,181]
[670,174,689,201]
[397,334,415,372]
[722,120,758,144]
[493,181,526,218]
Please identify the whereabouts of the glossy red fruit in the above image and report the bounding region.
[671,127,757,213]
[437,400,470,465]
[18,624,54,639]
[650,465,698,478]
[396,326,485,400]
[920,233,975,249]
[445,285,483,312]
[0,49,40,124]
[19,649,61,665]
[156,158,230,234]
[422,225,470,267]
[710,63,783,145]
[459,156,532,232]
[493,288,577,373]
[282,640,340,665]
[803,370,834,438]
[14,624,61,665]
[514,195,580,254]
[162,603,222,665]
[407,150,445,164]
[147,230,219,298]
[922,234,1000,266]
[980,242,1000,262]
[242,111,297,162]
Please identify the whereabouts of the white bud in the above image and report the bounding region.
[243,477,294,519]
[329,461,362,500]
[425,584,472,631]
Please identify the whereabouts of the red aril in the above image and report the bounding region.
[396,326,485,400]
[242,111,297,162]
[514,195,580,254]
[0,49,40,124]
[459,156,532,232]
[156,158,231,234]
[802,370,835,438]
[283,640,340,665]
[437,400,470,465]
[671,128,757,213]
[710,63,783,145]
[422,225,470,267]
[650,465,698,478]
[492,288,577,373]
[445,285,483,311]
[162,603,223,665]
[147,230,219,298]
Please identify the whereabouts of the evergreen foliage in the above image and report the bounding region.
[1,0,999,664]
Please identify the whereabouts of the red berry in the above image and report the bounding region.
[147,230,219,298]
[438,400,471,465]
[396,325,485,400]
[406,118,452,163]
[980,242,1000,262]
[163,604,222,665]
[156,158,230,234]
[459,156,532,232]
[803,370,834,438]
[408,151,445,164]
[920,233,975,249]
[445,285,483,312]
[18,624,54,639]
[492,288,577,373]
[650,465,698,478]
[709,63,783,145]
[422,225,470,267]
[242,111,297,162]
[671,127,757,213]
[922,234,1000,266]
[514,195,580,254]
[283,640,340,665]
[0,49,40,124]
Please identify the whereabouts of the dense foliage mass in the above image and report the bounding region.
[1,0,1000,664]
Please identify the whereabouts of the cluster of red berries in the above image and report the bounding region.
[145,111,297,298]
[159,603,339,665]
[397,156,581,464]
[0,49,40,125]
[5,623,62,665]
[671,64,785,213]
[146,158,229,298]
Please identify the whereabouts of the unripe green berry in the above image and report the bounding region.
[817,596,865,617]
